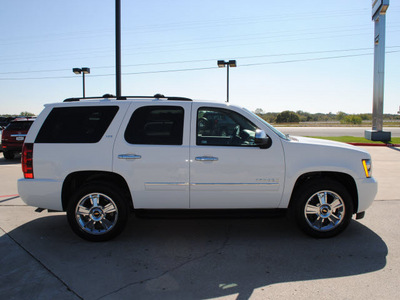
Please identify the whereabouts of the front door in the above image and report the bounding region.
[190,104,285,209]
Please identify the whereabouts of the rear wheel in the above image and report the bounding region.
[293,179,353,238]
[67,183,129,242]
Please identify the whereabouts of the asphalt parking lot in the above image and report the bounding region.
[0,146,399,300]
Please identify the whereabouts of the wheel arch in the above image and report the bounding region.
[288,171,358,214]
[62,171,133,211]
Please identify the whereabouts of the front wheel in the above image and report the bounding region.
[293,179,353,238]
[67,183,129,242]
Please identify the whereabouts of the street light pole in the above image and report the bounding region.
[82,72,85,98]
[73,67,90,98]
[116,0,122,98]
[218,60,237,103]
[226,64,230,103]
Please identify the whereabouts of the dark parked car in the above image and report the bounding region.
[1,117,35,159]
[0,116,15,129]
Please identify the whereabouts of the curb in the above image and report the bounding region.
[0,194,19,198]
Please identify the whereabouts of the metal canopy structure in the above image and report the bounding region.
[365,0,391,141]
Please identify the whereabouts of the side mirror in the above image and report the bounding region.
[255,129,272,149]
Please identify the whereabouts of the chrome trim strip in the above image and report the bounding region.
[145,182,189,186]
[118,154,141,160]
[144,182,189,191]
[195,156,218,162]
[11,134,27,137]
[144,182,279,186]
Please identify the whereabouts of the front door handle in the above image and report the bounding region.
[118,154,142,160]
[195,156,218,162]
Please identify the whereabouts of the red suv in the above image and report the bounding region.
[1,118,35,160]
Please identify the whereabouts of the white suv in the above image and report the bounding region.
[18,95,377,241]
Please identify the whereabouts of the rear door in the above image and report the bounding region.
[113,102,192,209]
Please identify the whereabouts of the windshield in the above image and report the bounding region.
[244,109,289,140]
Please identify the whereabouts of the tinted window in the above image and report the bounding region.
[197,107,257,147]
[6,121,34,131]
[35,106,119,143]
[125,106,184,145]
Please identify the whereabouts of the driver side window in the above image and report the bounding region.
[197,107,257,147]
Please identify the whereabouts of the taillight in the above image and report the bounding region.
[22,143,34,179]
[1,129,10,142]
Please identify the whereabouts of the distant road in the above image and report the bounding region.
[277,127,400,137]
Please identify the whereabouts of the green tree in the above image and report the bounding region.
[341,115,362,125]
[254,108,265,115]
[276,111,300,123]
[336,111,347,121]
[19,111,35,117]
[359,114,371,121]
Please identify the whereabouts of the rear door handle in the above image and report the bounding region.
[195,156,218,162]
[118,154,142,160]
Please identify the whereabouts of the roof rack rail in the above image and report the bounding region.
[63,94,192,102]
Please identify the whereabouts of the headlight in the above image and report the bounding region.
[362,159,372,178]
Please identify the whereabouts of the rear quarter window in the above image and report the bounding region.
[35,106,119,143]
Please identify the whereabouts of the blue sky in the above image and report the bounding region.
[1,0,399,115]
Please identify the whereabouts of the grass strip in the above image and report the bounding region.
[305,136,400,144]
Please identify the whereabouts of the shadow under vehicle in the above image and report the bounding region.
[0,213,388,299]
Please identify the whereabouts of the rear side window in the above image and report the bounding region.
[35,106,119,143]
[125,106,184,145]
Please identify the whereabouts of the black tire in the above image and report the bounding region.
[3,150,15,160]
[67,183,129,242]
[293,178,353,238]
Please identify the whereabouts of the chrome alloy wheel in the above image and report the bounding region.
[304,190,345,232]
[75,193,119,235]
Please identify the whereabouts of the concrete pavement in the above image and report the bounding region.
[0,146,399,300]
